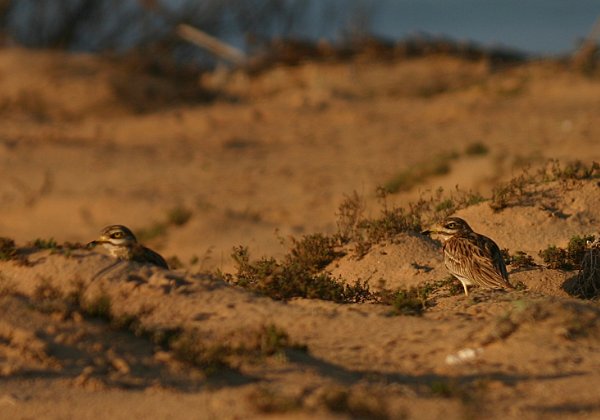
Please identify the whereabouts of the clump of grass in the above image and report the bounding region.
[166,255,184,269]
[257,324,302,356]
[335,191,365,243]
[0,237,18,261]
[167,206,193,226]
[336,187,484,257]
[503,249,538,269]
[170,324,305,372]
[374,277,464,316]
[31,238,59,250]
[27,239,84,258]
[490,160,600,212]
[318,385,390,420]
[376,287,427,316]
[383,152,457,194]
[288,234,342,272]
[137,206,194,242]
[548,160,600,181]
[137,222,168,242]
[169,330,229,372]
[465,141,489,156]
[227,245,370,303]
[248,387,303,414]
[489,169,537,212]
[539,235,595,270]
[83,291,113,319]
[569,239,600,299]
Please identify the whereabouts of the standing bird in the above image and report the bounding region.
[87,225,169,269]
[421,217,512,296]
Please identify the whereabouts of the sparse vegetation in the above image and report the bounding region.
[0,237,19,261]
[490,160,600,212]
[376,287,427,316]
[170,323,305,371]
[539,235,595,270]
[167,206,193,227]
[335,187,484,257]
[248,386,303,414]
[137,222,168,242]
[465,141,489,156]
[31,238,59,250]
[226,245,370,303]
[568,240,600,299]
[137,206,194,242]
[503,249,538,269]
[374,277,464,316]
[83,291,113,319]
[383,152,457,194]
[318,386,390,420]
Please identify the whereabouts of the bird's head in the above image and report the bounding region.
[87,225,138,249]
[421,217,473,242]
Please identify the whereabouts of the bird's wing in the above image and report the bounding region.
[133,245,169,269]
[444,234,511,289]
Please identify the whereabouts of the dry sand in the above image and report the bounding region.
[0,47,599,419]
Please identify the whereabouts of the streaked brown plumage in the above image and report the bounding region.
[422,217,512,296]
[87,225,168,269]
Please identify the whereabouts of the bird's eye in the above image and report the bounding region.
[446,222,456,229]
[111,232,123,239]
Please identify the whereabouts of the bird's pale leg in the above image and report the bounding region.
[462,282,469,296]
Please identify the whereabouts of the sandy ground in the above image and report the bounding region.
[0,47,600,419]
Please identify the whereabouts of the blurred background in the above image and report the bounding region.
[0,0,599,270]
[1,1,599,58]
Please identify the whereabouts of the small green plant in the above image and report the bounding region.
[287,234,342,272]
[167,206,193,226]
[31,238,59,250]
[568,242,600,299]
[383,152,457,194]
[335,191,366,243]
[430,380,457,397]
[375,281,447,316]
[336,187,485,257]
[540,235,595,270]
[248,386,303,413]
[318,385,390,420]
[137,222,168,242]
[166,255,184,269]
[489,170,536,212]
[490,160,600,212]
[83,291,112,319]
[170,330,229,372]
[389,288,426,316]
[548,160,600,181]
[170,324,305,372]
[465,141,489,156]
[0,237,18,261]
[227,246,369,303]
[503,250,538,269]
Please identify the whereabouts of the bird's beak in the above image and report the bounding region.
[87,236,108,249]
[421,223,442,236]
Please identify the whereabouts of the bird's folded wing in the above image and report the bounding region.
[445,236,509,289]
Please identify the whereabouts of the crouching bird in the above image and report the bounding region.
[87,224,168,269]
[421,217,512,296]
